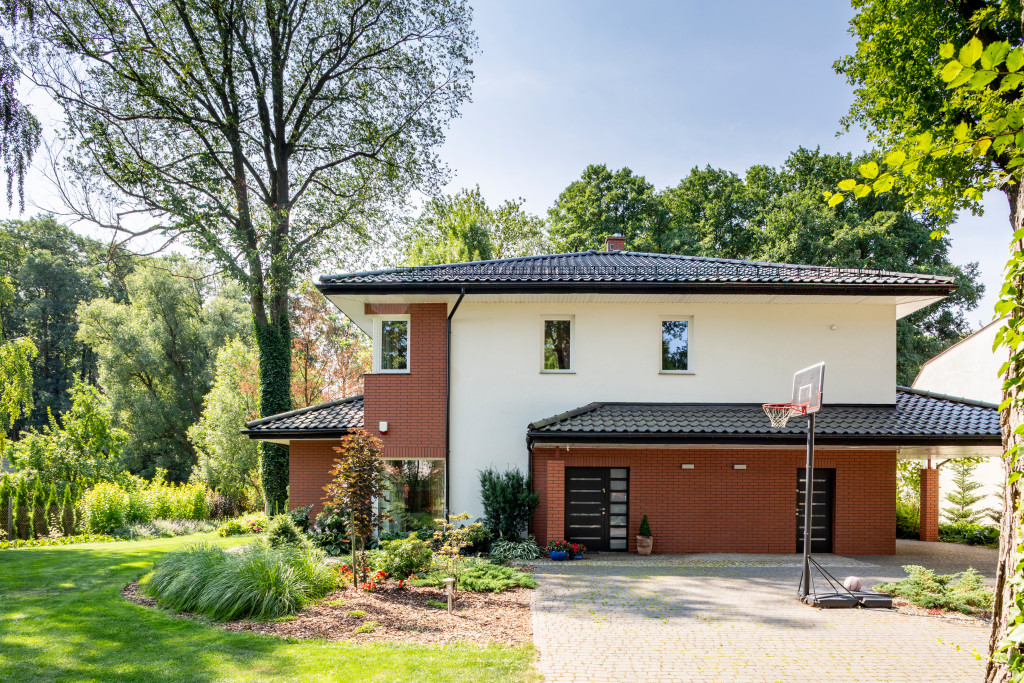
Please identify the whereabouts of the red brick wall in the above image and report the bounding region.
[363,303,447,460]
[920,467,939,542]
[288,440,343,516]
[531,447,897,555]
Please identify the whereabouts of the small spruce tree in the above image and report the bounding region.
[46,483,60,535]
[14,479,30,540]
[638,514,652,537]
[0,473,11,540]
[32,479,48,538]
[61,484,75,536]
[942,460,986,525]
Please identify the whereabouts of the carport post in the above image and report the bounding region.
[799,412,815,600]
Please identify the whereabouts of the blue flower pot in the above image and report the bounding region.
[574,554,585,560]
[549,550,568,561]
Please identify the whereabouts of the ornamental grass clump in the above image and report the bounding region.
[142,541,333,620]
[876,564,993,614]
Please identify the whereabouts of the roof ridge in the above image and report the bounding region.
[244,394,364,428]
[896,385,999,410]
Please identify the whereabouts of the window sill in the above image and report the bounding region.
[371,369,411,375]
[659,370,694,375]
[540,370,576,375]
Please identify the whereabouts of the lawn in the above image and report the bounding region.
[0,534,536,682]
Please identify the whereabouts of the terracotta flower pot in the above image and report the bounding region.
[636,535,653,556]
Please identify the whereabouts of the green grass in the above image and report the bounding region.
[0,534,535,682]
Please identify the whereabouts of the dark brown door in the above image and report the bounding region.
[796,468,835,553]
[565,467,629,552]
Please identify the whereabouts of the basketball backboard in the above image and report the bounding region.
[792,362,825,414]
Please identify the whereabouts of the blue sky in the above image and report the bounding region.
[4,0,1010,327]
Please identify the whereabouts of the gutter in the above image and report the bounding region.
[444,289,466,517]
[525,432,1002,447]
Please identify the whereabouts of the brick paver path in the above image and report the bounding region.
[531,541,997,682]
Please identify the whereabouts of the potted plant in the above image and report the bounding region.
[547,539,571,561]
[571,542,586,560]
[636,515,653,555]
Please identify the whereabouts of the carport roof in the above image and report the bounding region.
[241,395,364,439]
[527,387,1000,447]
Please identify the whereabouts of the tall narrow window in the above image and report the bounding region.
[662,319,689,372]
[379,318,409,371]
[543,319,572,371]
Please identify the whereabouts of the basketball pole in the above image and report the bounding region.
[799,411,815,600]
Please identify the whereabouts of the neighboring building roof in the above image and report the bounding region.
[318,251,957,296]
[527,387,999,446]
[242,395,364,439]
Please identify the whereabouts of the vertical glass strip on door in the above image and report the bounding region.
[607,468,629,550]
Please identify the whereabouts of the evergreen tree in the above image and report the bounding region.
[61,484,75,537]
[0,473,10,540]
[14,478,29,540]
[46,483,59,535]
[31,478,47,538]
[942,460,986,525]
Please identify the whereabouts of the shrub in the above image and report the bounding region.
[217,512,268,536]
[32,478,47,538]
[876,565,993,613]
[939,523,999,547]
[142,541,334,620]
[0,473,11,539]
[638,514,652,537]
[287,504,313,533]
[1,533,124,550]
[61,485,75,536]
[14,478,31,540]
[81,482,130,534]
[112,519,218,539]
[489,537,542,564]
[896,498,920,539]
[46,483,60,535]
[308,505,351,556]
[267,515,304,547]
[457,563,538,593]
[376,534,433,578]
[478,468,540,540]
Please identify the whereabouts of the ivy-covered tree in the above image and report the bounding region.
[21,0,476,514]
[322,429,390,585]
[943,460,987,524]
[77,258,249,481]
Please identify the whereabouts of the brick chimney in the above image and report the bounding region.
[605,233,625,252]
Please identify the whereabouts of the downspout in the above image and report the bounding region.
[444,289,466,517]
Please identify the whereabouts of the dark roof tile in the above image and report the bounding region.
[242,395,363,435]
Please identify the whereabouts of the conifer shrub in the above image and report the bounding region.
[32,479,47,538]
[638,514,652,537]
[61,485,76,536]
[0,474,11,540]
[479,467,540,540]
[266,515,304,547]
[14,479,31,540]
[46,483,60,535]
[876,565,993,613]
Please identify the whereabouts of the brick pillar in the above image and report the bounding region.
[919,468,939,542]
[546,459,565,543]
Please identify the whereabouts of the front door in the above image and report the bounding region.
[796,468,835,553]
[565,467,630,551]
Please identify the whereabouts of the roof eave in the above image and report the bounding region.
[241,428,352,440]
[526,432,1001,447]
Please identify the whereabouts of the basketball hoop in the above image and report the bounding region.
[762,403,806,428]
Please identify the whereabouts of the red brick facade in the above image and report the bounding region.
[531,446,897,555]
[919,467,940,542]
[287,303,448,514]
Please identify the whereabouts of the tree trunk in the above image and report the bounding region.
[986,183,1024,683]
[256,303,291,516]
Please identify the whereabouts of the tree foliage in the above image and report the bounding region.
[478,467,539,540]
[0,0,40,210]
[77,257,249,482]
[21,0,477,514]
[404,186,548,265]
[943,460,988,525]
[187,337,262,511]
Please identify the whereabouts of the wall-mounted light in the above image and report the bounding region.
[681,464,694,470]
[733,464,746,470]
[830,324,838,331]
[379,421,388,434]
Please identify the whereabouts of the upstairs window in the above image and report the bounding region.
[543,318,573,372]
[375,316,409,372]
[661,319,690,372]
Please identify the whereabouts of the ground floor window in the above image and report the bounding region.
[378,459,444,534]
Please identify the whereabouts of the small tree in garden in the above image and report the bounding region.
[0,473,11,540]
[31,478,47,538]
[14,478,30,540]
[432,512,484,592]
[322,429,390,585]
[943,460,986,525]
[479,468,540,539]
[61,484,75,536]
[46,483,60,535]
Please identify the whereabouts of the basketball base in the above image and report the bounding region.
[801,589,893,609]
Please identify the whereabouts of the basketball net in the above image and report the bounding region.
[762,403,807,428]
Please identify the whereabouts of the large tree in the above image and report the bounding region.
[21,0,476,511]
[0,0,40,210]
[77,257,250,482]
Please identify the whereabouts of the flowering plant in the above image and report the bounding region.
[570,542,586,557]
[547,540,572,553]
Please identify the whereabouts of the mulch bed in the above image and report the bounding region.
[123,581,533,645]
[890,597,992,625]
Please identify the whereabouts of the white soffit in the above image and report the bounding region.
[897,445,1004,460]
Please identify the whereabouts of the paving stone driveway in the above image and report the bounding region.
[531,541,998,682]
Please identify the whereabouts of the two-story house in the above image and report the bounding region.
[243,235,1002,555]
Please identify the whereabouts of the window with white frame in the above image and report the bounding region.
[374,316,410,372]
[542,317,573,372]
[661,318,691,373]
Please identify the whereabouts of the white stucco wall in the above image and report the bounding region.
[914,319,1006,521]
[447,301,896,517]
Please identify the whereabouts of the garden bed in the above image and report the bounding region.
[125,580,532,646]
[890,597,992,625]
